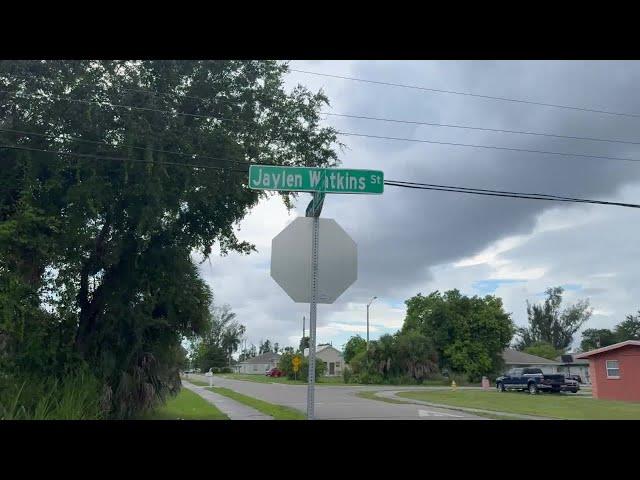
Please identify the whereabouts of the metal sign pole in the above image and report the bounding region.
[307,210,319,420]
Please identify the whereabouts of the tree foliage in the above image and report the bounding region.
[191,304,244,372]
[579,311,640,352]
[516,287,592,352]
[0,60,338,417]
[523,342,561,360]
[402,289,514,380]
[343,335,367,364]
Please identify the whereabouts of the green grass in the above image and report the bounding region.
[355,390,507,420]
[140,388,228,420]
[208,386,305,420]
[356,390,411,405]
[182,377,209,387]
[396,390,640,420]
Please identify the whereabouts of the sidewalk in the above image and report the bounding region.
[182,380,273,420]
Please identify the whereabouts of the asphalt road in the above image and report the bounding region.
[187,374,486,420]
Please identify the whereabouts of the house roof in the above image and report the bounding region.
[502,348,561,365]
[317,344,342,355]
[303,345,343,357]
[575,340,640,359]
[240,352,281,364]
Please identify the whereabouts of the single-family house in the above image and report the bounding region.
[501,348,562,374]
[576,340,640,402]
[304,344,344,376]
[233,352,281,375]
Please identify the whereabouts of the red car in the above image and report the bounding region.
[266,368,284,377]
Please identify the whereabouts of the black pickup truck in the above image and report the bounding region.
[496,368,580,394]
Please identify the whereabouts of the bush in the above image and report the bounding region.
[342,366,353,383]
[220,367,232,374]
[356,372,383,385]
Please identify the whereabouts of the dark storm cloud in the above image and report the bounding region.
[295,61,640,302]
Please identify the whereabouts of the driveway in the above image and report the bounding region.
[187,374,486,420]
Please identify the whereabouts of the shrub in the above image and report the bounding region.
[342,366,353,383]
[220,367,232,374]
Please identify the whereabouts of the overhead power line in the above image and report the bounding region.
[5,89,640,167]
[2,143,639,210]
[324,112,640,146]
[337,131,640,165]
[383,180,640,209]
[289,68,640,119]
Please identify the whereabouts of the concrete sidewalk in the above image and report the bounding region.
[182,380,273,420]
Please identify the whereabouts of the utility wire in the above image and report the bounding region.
[0,127,264,167]
[0,144,250,173]
[290,68,640,119]
[324,112,640,147]
[337,131,640,165]
[383,181,640,209]
[5,89,640,166]
[53,83,640,147]
[2,143,639,210]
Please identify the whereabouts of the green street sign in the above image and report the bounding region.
[248,165,384,194]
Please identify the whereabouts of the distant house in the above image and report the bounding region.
[234,352,281,375]
[555,353,591,384]
[576,340,640,402]
[501,348,562,374]
[304,344,344,376]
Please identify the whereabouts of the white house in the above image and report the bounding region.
[234,352,281,375]
[304,344,344,376]
[501,348,591,383]
[501,348,562,374]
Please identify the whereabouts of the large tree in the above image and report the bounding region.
[615,312,640,340]
[580,328,618,352]
[0,60,338,417]
[343,335,367,364]
[402,289,514,380]
[516,287,592,352]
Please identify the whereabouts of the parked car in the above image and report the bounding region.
[266,368,284,377]
[496,368,580,394]
[565,374,583,384]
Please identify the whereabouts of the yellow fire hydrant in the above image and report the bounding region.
[451,380,457,390]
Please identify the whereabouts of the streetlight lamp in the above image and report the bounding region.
[366,296,377,345]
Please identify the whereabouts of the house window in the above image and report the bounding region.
[606,360,620,378]
[335,362,341,368]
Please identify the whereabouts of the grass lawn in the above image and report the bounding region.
[182,377,209,387]
[139,388,228,420]
[208,386,306,420]
[396,390,640,420]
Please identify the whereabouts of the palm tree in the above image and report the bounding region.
[221,323,245,367]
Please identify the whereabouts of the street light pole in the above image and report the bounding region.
[366,296,377,346]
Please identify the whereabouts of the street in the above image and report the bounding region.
[188,375,485,420]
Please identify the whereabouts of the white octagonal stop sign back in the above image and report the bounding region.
[270,217,357,304]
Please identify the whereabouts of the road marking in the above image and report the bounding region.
[418,409,463,418]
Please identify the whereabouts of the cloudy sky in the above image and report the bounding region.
[198,60,640,355]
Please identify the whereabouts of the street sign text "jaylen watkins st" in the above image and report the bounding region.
[248,165,384,194]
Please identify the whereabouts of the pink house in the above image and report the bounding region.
[576,340,640,402]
